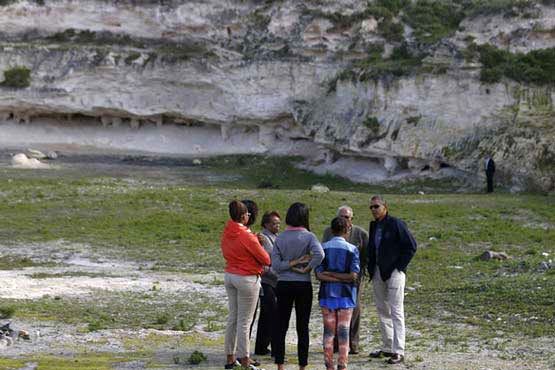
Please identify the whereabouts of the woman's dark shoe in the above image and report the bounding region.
[386,354,404,364]
[369,350,394,358]
[254,349,271,356]
[238,358,261,367]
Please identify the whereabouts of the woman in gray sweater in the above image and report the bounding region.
[271,202,324,370]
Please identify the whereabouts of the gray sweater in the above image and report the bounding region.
[271,228,324,282]
[260,228,279,287]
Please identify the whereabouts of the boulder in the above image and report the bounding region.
[27,148,47,159]
[11,153,49,169]
[479,251,510,261]
[311,184,330,193]
[12,153,30,166]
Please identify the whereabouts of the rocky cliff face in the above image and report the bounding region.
[0,0,554,191]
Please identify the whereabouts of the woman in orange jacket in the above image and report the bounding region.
[222,200,271,370]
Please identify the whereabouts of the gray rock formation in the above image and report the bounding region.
[0,0,553,191]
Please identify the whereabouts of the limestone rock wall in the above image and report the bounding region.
[0,0,553,191]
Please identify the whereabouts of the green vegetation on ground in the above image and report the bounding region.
[0,154,553,342]
[0,153,552,370]
[0,353,149,370]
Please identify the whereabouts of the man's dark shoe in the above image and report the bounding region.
[386,354,404,364]
[369,350,394,358]
[349,349,359,355]
[254,349,271,356]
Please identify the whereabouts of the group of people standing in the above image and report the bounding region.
[220,196,417,370]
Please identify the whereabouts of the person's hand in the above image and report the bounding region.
[291,266,312,274]
[289,254,311,268]
[256,233,264,244]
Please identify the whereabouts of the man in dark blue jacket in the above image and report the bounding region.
[367,195,417,365]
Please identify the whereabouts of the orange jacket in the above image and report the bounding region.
[221,220,270,275]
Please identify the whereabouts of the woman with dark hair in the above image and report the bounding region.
[241,199,259,229]
[222,200,270,370]
[271,202,324,370]
[254,211,281,356]
[316,216,360,370]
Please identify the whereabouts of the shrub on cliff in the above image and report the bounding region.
[1,66,31,88]
[478,44,555,84]
[403,0,464,44]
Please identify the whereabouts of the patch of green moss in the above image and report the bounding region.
[303,4,404,41]
[362,116,381,133]
[462,41,480,62]
[464,0,535,17]
[124,52,141,65]
[1,66,31,88]
[478,44,555,84]
[365,5,405,42]
[403,0,464,45]
[46,29,145,48]
[374,0,411,14]
[0,305,15,319]
[188,350,207,365]
[406,115,422,125]
[248,9,271,30]
[328,43,422,90]
[0,353,146,370]
[0,255,50,269]
[157,42,213,62]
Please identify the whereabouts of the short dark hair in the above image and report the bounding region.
[261,211,281,228]
[285,202,310,230]
[241,199,258,227]
[229,200,247,222]
[331,216,349,236]
[370,195,387,207]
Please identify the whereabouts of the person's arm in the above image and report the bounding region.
[321,271,358,282]
[316,271,342,282]
[271,240,290,273]
[271,239,311,273]
[260,234,279,277]
[246,233,271,266]
[358,228,369,276]
[307,234,325,270]
[293,235,324,274]
[395,219,417,272]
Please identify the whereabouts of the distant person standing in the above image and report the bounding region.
[316,216,360,370]
[322,205,368,354]
[271,202,324,370]
[254,211,281,356]
[485,156,496,193]
[367,196,417,365]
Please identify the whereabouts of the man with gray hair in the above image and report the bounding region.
[322,205,368,354]
[367,195,417,365]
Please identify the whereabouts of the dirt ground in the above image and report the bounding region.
[0,150,553,369]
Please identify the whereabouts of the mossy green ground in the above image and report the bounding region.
[0,155,553,368]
